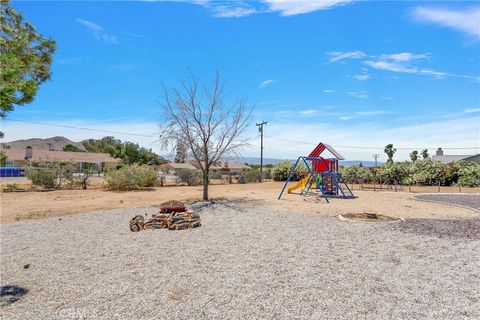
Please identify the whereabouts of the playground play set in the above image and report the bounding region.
[278,142,354,203]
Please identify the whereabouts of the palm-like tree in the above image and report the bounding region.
[421,149,429,159]
[410,150,418,163]
[384,144,397,163]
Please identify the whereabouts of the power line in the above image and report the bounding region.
[1,119,157,138]
[262,134,478,150]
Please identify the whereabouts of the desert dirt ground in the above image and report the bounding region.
[1,182,479,224]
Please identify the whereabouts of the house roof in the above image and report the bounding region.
[2,148,118,163]
[160,162,198,170]
[222,163,250,170]
[432,155,472,164]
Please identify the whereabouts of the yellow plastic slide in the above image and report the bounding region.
[287,175,310,193]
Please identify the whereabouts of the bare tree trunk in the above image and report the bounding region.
[203,169,209,201]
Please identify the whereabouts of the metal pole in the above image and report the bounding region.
[256,121,267,180]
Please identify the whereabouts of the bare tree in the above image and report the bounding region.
[158,72,251,200]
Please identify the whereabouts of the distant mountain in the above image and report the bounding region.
[1,136,86,151]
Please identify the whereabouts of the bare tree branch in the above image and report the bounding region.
[158,72,252,200]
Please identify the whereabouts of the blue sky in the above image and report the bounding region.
[2,0,479,161]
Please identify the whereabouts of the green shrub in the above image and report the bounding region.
[106,164,156,191]
[26,160,77,189]
[238,174,246,184]
[26,168,57,189]
[176,169,199,186]
[411,159,444,185]
[263,170,272,180]
[272,160,306,181]
[339,165,374,184]
[457,161,480,187]
[377,162,410,185]
[209,171,222,179]
[243,169,263,183]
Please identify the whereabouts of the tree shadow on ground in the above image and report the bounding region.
[0,285,29,307]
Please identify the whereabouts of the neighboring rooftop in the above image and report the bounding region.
[431,147,479,164]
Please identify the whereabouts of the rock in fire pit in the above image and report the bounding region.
[129,201,201,232]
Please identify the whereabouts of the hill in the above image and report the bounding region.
[1,136,86,151]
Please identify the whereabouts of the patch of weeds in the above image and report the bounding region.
[15,211,48,221]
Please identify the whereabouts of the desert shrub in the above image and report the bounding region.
[26,168,57,189]
[106,164,156,190]
[272,160,307,181]
[412,159,445,185]
[238,174,246,184]
[444,162,461,186]
[263,170,272,180]
[243,169,263,183]
[377,162,411,185]
[272,160,291,181]
[26,161,77,189]
[340,166,374,184]
[209,171,222,180]
[457,161,480,187]
[176,169,199,186]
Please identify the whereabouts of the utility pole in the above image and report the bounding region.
[256,121,268,179]
[372,154,379,167]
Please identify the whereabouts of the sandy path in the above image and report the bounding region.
[1,182,478,223]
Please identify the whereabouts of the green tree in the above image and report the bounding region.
[384,144,396,163]
[421,149,429,159]
[63,144,83,152]
[457,161,480,187]
[0,0,56,137]
[174,141,186,163]
[0,150,6,165]
[410,150,418,163]
[412,159,444,185]
[340,165,374,184]
[82,136,167,165]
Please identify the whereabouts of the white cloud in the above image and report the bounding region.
[347,91,368,99]
[323,89,335,93]
[328,50,478,81]
[364,60,417,73]
[298,109,318,115]
[263,0,354,16]
[327,51,366,63]
[464,108,480,113]
[259,79,277,88]
[355,110,387,116]
[382,97,394,100]
[412,7,480,39]
[353,74,370,81]
[76,19,118,44]
[211,5,256,17]
[379,53,428,62]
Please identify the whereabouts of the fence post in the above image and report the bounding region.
[438,182,440,193]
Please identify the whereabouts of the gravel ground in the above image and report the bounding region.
[1,201,479,320]
[414,194,480,212]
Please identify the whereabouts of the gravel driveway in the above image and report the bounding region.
[1,201,479,319]
[414,194,480,212]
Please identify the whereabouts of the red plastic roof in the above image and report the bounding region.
[308,143,345,160]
